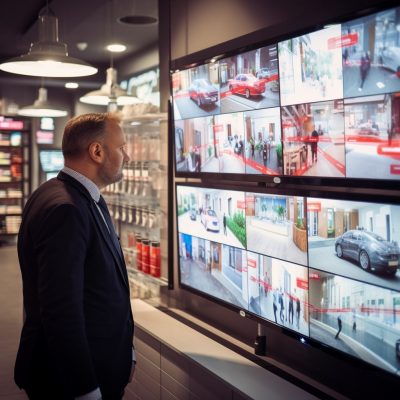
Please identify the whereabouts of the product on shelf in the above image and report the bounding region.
[0,118,30,239]
[141,239,150,274]
[150,241,161,278]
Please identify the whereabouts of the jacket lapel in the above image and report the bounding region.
[89,202,129,290]
[57,172,129,291]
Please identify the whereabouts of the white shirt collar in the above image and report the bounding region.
[61,166,101,202]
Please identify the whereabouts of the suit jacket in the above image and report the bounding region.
[15,171,134,398]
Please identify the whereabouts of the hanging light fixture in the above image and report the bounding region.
[18,87,68,117]
[0,8,97,78]
[79,67,140,107]
[80,0,139,109]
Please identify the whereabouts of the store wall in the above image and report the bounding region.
[116,45,159,80]
[170,0,386,61]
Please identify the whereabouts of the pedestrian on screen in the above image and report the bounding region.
[223,213,227,235]
[335,315,343,339]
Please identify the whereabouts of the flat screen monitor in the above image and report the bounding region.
[176,183,400,376]
[39,150,64,172]
[172,5,400,183]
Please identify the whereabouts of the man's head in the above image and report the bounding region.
[62,112,130,188]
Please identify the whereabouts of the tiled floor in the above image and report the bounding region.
[0,245,137,400]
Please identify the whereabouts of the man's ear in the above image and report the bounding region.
[88,142,104,164]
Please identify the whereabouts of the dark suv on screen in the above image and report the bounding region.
[335,229,400,276]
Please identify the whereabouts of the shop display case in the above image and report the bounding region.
[0,116,30,240]
[102,112,168,301]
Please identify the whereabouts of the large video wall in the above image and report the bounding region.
[172,6,400,181]
[176,184,400,376]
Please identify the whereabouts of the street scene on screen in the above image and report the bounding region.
[172,64,220,120]
[244,108,283,175]
[278,25,343,106]
[174,116,214,173]
[281,100,345,177]
[247,253,309,336]
[307,198,400,291]
[219,44,280,114]
[201,112,247,173]
[177,186,246,249]
[342,7,400,99]
[179,234,248,309]
[344,93,400,180]
[246,193,308,265]
[309,270,400,375]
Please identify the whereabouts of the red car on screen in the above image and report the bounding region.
[228,74,266,98]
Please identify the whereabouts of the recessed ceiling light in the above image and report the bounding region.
[106,44,127,53]
[65,82,79,89]
[76,42,88,51]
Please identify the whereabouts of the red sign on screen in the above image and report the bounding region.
[377,142,400,156]
[309,272,320,280]
[341,33,359,47]
[390,165,400,175]
[307,201,321,212]
[328,33,358,49]
[247,258,257,268]
[246,195,255,203]
[213,124,223,133]
[237,200,246,209]
[297,278,309,290]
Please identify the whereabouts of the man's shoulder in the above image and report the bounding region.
[28,176,90,212]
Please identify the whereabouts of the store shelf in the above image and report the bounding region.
[0,120,30,236]
[102,112,168,300]
[127,268,168,300]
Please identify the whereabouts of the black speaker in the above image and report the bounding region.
[254,335,266,356]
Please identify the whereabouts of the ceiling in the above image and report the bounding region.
[0,0,158,87]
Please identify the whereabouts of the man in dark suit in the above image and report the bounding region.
[15,113,135,400]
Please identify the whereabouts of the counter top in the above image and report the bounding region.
[132,299,321,400]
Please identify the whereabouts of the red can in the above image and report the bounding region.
[135,236,142,271]
[150,241,161,278]
[141,239,150,274]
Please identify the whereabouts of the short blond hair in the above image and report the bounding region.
[62,112,121,159]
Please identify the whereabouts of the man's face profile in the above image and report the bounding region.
[98,120,130,186]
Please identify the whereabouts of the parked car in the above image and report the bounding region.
[228,74,266,99]
[256,67,278,80]
[188,79,218,107]
[355,122,379,136]
[380,46,400,75]
[269,79,280,92]
[201,209,220,232]
[335,229,400,276]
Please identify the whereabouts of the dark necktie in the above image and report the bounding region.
[97,195,123,259]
